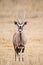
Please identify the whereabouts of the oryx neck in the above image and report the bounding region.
[20,32,22,40]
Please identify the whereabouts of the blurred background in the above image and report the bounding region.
[0,0,43,65]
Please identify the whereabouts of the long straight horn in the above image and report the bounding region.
[16,11,19,22]
[22,10,26,22]
[15,11,20,26]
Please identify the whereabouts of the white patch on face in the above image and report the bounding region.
[18,22,24,32]
[19,29,22,32]
[21,24,23,27]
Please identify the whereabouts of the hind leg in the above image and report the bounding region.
[15,51,16,61]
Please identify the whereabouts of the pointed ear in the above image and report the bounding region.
[14,21,17,24]
[24,21,27,25]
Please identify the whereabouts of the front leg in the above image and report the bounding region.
[22,47,25,61]
[18,53,20,61]
[22,53,24,61]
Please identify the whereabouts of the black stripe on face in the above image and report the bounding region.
[18,24,23,32]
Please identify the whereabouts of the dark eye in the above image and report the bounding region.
[14,21,17,24]
[24,22,27,24]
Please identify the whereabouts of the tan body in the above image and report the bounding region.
[13,31,27,61]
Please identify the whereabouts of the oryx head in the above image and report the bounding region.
[14,21,27,32]
[14,11,27,32]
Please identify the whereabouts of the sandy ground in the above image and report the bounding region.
[0,0,43,65]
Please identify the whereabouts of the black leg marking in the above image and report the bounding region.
[22,48,25,53]
[15,47,21,54]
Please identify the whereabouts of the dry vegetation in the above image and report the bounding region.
[0,0,43,65]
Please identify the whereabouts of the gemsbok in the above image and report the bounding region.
[13,12,27,61]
